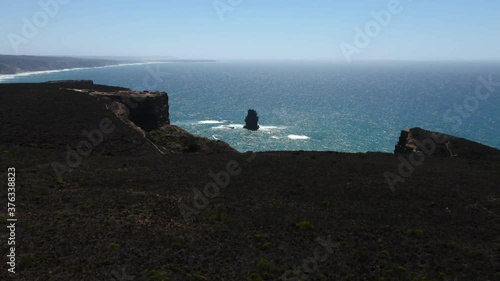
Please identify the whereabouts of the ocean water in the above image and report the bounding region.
[1,61,499,153]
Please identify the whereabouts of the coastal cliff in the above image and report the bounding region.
[89,88,170,131]
[0,80,234,154]
[395,127,500,159]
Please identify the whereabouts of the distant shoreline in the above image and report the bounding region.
[0,62,158,82]
[0,54,218,82]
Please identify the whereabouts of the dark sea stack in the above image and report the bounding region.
[244,109,260,131]
[394,127,500,159]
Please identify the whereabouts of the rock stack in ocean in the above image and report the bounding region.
[244,109,260,131]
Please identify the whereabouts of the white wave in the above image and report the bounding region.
[211,124,287,131]
[260,125,287,131]
[198,120,225,124]
[212,124,244,130]
[271,136,281,139]
[212,135,219,140]
[288,134,310,140]
[0,62,171,82]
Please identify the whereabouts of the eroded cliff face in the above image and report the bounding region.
[49,80,169,132]
[83,83,234,153]
[395,127,500,159]
[0,80,235,155]
[89,90,170,131]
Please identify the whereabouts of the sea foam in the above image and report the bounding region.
[198,120,225,124]
[288,134,310,140]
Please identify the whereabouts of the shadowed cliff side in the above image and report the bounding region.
[394,127,500,159]
[0,81,235,155]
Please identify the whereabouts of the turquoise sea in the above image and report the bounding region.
[1,61,499,152]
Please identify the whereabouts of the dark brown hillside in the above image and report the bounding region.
[0,82,499,281]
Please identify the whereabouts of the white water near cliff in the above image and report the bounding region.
[1,61,499,152]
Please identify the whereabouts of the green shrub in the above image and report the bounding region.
[295,221,314,230]
[186,273,209,281]
[403,228,424,238]
[149,269,170,281]
[247,272,264,281]
[108,242,121,250]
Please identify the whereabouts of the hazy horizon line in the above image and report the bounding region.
[2,54,500,63]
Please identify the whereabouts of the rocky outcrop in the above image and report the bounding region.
[84,85,236,153]
[395,127,500,159]
[244,109,260,131]
[0,81,236,155]
[147,125,236,153]
[90,90,170,131]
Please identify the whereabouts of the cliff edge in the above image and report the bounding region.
[0,80,235,155]
[394,127,500,159]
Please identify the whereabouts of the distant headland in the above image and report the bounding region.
[0,54,217,75]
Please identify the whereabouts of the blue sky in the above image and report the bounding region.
[1,0,499,61]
